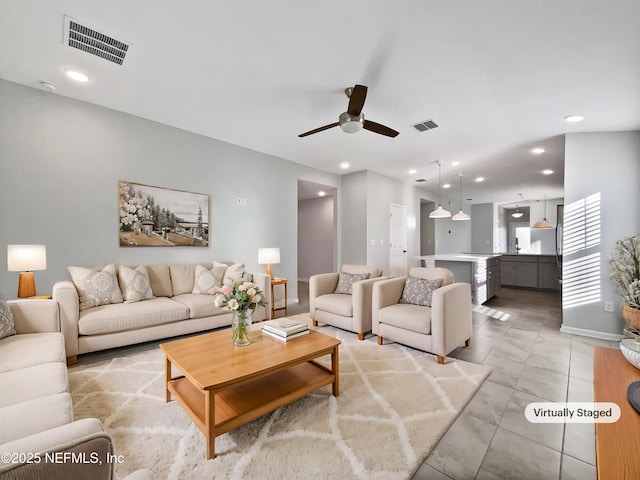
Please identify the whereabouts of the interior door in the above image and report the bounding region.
[389,204,408,276]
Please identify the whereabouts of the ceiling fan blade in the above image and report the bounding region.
[363,120,399,137]
[347,84,368,115]
[298,122,340,137]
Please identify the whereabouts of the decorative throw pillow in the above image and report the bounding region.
[223,263,245,284]
[399,277,444,307]
[192,263,226,294]
[0,292,16,340]
[68,264,123,311]
[334,271,370,295]
[119,265,154,303]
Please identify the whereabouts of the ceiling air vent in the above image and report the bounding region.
[412,119,439,132]
[414,178,427,183]
[64,16,131,65]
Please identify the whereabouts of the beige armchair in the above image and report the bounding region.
[309,265,387,340]
[372,267,472,364]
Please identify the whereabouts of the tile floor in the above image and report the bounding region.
[77,282,616,480]
[411,287,618,480]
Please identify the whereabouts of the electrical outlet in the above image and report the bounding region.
[604,301,614,313]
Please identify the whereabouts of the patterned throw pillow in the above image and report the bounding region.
[192,263,227,294]
[0,292,16,340]
[223,263,245,284]
[68,264,124,311]
[399,277,444,307]
[334,271,370,295]
[119,265,154,303]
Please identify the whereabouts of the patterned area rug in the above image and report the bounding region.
[69,314,490,480]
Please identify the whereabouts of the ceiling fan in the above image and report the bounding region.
[298,84,399,138]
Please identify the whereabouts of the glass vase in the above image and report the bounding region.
[232,310,252,346]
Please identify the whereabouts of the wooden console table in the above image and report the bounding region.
[594,346,640,478]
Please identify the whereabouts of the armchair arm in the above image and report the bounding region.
[251,273,270,321]
[309,272,339,317]
[430,283,472,358]
[371,277,406,334]
[351,277,392,334]
[52,281,79,361]
[8,300,59,334]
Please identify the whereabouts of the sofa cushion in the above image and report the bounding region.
[0,392,73,444]
[68,264,123,310]
[379,304,432,335]
[0,292,15,340]
[334,271,369,295]
[0,333,65,373]
[0,362,68,408]
[145,264,173,297]
[399,277,443,307]
[119,265,154,303]
[170,264,198,295]
[172,293,229,319]
[314,294,353,317]
[192,264,226,294]
[78,298,189,336]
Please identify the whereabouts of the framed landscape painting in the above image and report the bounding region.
[118,181,209,247]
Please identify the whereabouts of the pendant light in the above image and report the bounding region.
[511,206,524,219]
[429,160,451,218]
[532,194,553,229]
[452,174,471,221]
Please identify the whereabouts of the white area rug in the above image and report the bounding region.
[69,314,490,480]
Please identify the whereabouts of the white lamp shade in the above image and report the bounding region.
[258,247,280,265]
[452,210,471,221]
[7,245,47,272]
[429,205,451,219]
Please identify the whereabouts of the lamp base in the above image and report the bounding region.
[17,271,36,298]
[265,265,273,279]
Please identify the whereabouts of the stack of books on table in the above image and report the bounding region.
[261,318,309,341]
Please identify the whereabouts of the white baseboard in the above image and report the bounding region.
[560,325,623,341]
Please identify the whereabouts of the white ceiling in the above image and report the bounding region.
[1,1,639,205]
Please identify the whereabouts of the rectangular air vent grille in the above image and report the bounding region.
[64,17,130,65]
[414,178,427,183]
[412,119,439,132]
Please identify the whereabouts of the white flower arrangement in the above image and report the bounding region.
[209,280,265,313]
[609,235,640,307]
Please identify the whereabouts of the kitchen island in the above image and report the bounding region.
[417,253,502,305]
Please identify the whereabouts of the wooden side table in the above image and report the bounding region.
[270,278,288,319]
[594,346,640,478]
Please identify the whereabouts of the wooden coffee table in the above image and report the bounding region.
[160,326,340,459]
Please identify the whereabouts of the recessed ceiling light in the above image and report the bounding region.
[475,177,485,182]
[442,183,451,189]
[65,70,89,82]
[564,114,584,123]
[451,161,460,166]
[340,162,350,169]
[542,169,554,175]
[409,169,417,175]
[318,191,326,197]
[531,147,545,155]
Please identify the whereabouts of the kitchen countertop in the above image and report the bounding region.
[416,253,502,262]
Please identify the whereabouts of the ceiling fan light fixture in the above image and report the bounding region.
[339,112,364,134]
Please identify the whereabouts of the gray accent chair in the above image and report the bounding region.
[372,267,472,364]
[309,265,387,340]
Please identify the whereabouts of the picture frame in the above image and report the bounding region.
[118,180,209,247]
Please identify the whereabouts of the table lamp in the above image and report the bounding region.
[258,247,280,279]
[7,244,47,298]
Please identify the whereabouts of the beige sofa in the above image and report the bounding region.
[309,265,389,340]
[53,263,270,365]
[0,299,152,480]
[372,267,473,364]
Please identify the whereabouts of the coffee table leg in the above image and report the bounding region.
[331,345,340,396]
[164,357,171,402]
[205,390,216,459]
